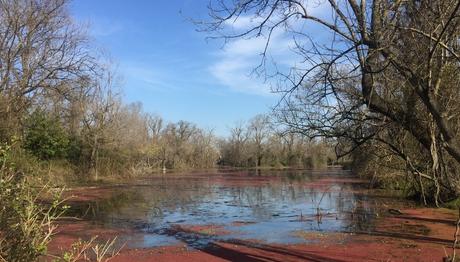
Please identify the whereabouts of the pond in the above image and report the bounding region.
[66,168,415,249]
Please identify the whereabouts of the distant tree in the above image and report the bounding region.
[248,115,270,167]
[227,121,250,167]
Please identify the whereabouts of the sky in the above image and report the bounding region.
[70,0,285,136]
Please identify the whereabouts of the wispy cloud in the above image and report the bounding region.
[211,55,269,95]
[121,63,175,92]
[88,18,124,37]
[121,60,217,94]
[210,21,296,96]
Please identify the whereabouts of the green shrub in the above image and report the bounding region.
[23,110,70,160]
[0,141,67,261]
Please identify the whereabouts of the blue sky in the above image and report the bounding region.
[70,0,285,136]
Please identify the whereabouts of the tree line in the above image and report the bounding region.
[218,115,335,168]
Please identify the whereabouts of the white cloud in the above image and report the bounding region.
[211,55,269,95]
[210,18,299,96]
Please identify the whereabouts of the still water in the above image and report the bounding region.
[69,168,412,248]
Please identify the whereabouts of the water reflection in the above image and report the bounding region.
[67,169,412,248]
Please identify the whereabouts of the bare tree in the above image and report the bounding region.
[228,121,250,166]
[248,114,270,167]
[202,0,460,202]
[0,0,97,139]
[82,71,121,180]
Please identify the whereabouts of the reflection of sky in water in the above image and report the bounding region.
[74,170,400,248]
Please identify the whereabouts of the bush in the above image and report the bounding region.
[23,110,70,160]
[0,141,66,261]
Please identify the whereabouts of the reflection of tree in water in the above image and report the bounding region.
[67,170,404,235]
[345,193,377,232]
[66,190,146,220]
[68,177,215,226]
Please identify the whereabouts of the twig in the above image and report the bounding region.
[452,207,460,261]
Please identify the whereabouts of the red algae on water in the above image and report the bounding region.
[47,171,460,261]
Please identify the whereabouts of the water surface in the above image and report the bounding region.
[69,169,413,248]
